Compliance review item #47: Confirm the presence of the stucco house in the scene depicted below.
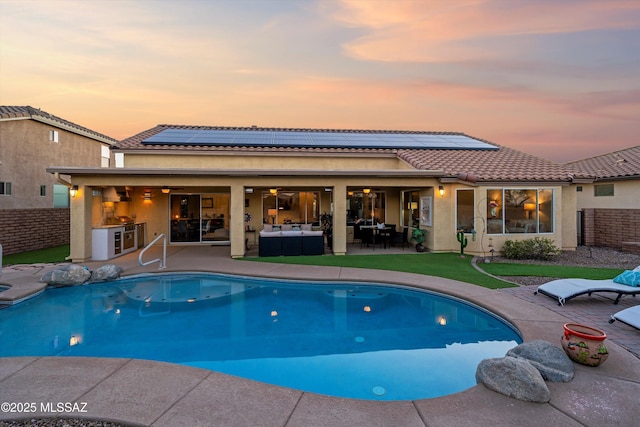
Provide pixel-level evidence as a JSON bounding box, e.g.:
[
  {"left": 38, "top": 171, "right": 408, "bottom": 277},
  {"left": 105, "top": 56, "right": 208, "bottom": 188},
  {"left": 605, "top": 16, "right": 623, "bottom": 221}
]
[
  {"left": 46, "top": 124, "right": 592, "bottom": 262},
  {"left": 565, "top": 145, "right": 640, "bottom": 254},
  {"left": 0, "top": 106, "right": 118, "bottom": 255}
]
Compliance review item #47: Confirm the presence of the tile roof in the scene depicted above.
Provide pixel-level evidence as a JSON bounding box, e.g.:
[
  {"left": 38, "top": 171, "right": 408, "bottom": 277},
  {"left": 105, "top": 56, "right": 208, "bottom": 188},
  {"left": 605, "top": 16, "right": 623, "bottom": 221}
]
[
  {"left": 0, "top": 105, "right": 118, "bottom": 144},
  {"left": 565, "top": 145, "right": 640, "bottom": 180},
  {"left": 118, "top": 124, "right": 589, "bottom": 183}
]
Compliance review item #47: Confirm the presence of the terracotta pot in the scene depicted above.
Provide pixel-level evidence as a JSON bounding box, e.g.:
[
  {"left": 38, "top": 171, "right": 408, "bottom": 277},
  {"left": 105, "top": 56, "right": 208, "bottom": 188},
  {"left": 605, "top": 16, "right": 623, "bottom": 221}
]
[{"left": 561, "top": 323, "right": 608, "bottom": 367}]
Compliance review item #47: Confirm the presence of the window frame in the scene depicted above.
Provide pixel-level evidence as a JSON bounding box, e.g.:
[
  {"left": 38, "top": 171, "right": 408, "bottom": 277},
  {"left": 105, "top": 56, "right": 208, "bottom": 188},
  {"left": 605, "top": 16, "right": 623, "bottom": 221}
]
[
  {"left": 456, "top": 188, "right": 475, "bottom": 233},
  {"left": 0, "top": 182, "right": 12, "bottom": 195},
  {"left": 594, "top": 183, "right": 614, "bottom": 197},
  {"left": 486, "top": 188, "right": 554, "bottom": 235}
]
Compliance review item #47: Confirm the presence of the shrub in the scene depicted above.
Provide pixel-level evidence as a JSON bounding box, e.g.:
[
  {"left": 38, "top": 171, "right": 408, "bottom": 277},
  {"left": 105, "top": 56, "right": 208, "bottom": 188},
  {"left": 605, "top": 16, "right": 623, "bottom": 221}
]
[{"left": 502, "top": 237, "right": 561, "bottom": 261}]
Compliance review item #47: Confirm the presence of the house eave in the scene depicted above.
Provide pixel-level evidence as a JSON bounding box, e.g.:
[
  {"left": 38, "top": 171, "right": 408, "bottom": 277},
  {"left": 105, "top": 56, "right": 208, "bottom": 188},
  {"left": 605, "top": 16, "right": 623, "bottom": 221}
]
[
  {"left": 46, "top": 167, "right": 445, "bottom": 178},
  {"left": 111, "top": 148, "right": 399, "bottom": 158}
]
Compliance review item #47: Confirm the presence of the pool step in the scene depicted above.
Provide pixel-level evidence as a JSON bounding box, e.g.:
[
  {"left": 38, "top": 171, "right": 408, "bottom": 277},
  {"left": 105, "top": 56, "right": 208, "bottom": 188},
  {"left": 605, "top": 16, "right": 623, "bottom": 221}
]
[{"left": 0, "top": 280, "right": 47, "bottom": 305}]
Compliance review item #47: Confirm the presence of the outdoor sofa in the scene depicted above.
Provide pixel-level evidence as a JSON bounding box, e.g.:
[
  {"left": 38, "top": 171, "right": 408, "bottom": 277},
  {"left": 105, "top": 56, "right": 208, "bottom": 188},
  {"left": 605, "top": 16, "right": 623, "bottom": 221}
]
[{"left": 259, "top": 226, "right": 324, "bottom": 257}]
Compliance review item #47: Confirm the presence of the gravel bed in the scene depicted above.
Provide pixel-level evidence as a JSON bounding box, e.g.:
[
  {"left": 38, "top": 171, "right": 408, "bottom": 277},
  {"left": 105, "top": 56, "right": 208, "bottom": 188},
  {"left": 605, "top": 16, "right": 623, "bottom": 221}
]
[{"left": 480, "top": 246, "right": 640, "bottom": 286}]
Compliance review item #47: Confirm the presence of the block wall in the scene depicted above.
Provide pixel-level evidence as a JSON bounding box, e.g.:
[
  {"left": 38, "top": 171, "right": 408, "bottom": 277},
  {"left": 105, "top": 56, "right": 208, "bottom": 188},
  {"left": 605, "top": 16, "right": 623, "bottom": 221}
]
[
  {"left": 0, "top": 208, "right": 70, "bottom": 256},
  {"left": 582, "top": 208, "right": 640, "bottom": 251}
]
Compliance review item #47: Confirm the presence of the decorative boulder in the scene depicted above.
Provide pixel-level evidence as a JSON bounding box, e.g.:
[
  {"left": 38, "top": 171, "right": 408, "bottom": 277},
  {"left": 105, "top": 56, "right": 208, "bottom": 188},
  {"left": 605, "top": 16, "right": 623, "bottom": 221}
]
[
  {"left": 41, "top": 264, "right": 91, "bottom": 287},
  {"left": 89, "top": 264, "right": 124, "bottom": 283},
  {"left": 506, "top": 340, "right": 574, "bottom": 382},
  {"left": 476, "top": 356, "right": 550, "bottom": 403}
]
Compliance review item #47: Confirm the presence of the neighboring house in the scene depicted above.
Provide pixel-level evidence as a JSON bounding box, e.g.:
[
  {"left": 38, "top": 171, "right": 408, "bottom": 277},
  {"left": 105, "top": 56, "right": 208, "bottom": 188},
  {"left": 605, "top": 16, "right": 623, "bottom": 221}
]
[
  {"left": 47, "top": 124, "right": 592, "bottom": 262},
  {"left": 565, "top": 145, "right": 640, "bottom": 254},
  {"left": 0, "top": 106, "right": 118, "bottom": 255}
]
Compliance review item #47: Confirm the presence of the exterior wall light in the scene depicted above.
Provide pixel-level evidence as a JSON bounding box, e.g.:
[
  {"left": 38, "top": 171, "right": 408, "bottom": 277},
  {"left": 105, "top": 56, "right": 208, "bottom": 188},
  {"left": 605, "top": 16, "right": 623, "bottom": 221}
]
[
  {"left": 438, "top": 185, "right": 445, "bottom": 197},
  {"left": 245, "top": 188, "right": 254, "bottom": 194},
  {"left": 69, "top": 185, "right": 79, "bottom": 198},
  {"left": 269, "top": 188, "right": 278, "bottom": 195},
  {"left": 144, "top": 191, "right": 152, "bottom": 201},
  {"left": 363, "top": 188, "right": 371, "bottom": 194},
  {"left": 161, "top": 187, "right": 170, "bottom": 194}
]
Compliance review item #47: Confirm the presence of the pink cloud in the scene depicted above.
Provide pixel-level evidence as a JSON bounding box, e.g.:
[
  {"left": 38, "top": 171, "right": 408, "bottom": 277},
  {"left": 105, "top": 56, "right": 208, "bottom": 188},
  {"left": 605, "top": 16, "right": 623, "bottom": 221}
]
[{"left": 329, "top": 0, "right": 640, "bottom": 62}]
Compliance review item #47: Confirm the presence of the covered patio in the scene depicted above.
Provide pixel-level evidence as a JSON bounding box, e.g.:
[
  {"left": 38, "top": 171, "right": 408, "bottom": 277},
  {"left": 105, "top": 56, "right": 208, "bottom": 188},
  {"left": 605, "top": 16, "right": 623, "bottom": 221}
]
[{"left": 48, "top": 124, "right": 587, "bottom": 263}]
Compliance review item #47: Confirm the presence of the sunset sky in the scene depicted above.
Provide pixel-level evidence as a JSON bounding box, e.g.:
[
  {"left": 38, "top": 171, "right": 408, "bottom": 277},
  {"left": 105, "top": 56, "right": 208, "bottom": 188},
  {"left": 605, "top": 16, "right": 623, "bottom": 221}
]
[{"left": 1, "top": 0, "right": 638, "bottom": 162}]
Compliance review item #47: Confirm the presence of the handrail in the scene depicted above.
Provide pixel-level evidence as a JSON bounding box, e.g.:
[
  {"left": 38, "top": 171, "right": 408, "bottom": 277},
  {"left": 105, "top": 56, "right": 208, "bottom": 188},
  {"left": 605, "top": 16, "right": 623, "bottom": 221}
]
[{"left": 138, "top": 233, "right": 167, "bottom": 269}]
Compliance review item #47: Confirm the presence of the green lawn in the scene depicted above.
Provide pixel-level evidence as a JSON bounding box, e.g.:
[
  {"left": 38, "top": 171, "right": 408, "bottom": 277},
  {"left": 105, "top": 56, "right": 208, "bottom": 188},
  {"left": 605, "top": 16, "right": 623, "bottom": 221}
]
[
  {"left": 2, "top": 245, "right": 70, "bottom": 266},
  {"left": 480, "top": 262, "right": 621, "bottom": 280},
  {"left": 247, "top": 253, "right": 515, "bottom": 289},
  {"left": 247, "top": 253, "right": 623, "bottom": 289},
  {"left": 5, "top": 246, "right": 621, "bottom": 290}
]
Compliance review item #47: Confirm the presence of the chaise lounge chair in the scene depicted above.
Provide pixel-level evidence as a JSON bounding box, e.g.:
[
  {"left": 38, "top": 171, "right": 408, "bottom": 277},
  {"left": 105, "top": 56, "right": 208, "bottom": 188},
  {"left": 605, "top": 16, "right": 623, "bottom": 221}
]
[
  {"left": 534, "top": 266, "right": 640, "bottom": 306},
  {"left": 608, "top": 305, "right": 640, "bottom": 330}
]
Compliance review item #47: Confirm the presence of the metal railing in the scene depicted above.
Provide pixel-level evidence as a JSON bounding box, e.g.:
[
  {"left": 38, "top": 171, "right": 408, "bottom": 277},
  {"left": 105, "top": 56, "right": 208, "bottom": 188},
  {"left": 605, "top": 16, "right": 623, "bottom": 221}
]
[{"left": 138, "top": 234, "right": 167, "bottom": 269}]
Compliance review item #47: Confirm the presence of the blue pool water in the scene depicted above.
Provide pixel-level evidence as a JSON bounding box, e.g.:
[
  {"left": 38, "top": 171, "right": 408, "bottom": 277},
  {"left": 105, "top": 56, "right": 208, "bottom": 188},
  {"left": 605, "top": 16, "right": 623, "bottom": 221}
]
[{"left": 0, "top": 273, "right": 521, "bottom": 400}]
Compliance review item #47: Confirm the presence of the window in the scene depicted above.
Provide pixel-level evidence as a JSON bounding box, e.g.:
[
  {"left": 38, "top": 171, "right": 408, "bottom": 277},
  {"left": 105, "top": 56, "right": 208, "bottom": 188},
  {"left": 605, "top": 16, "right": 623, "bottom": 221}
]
[
  {"left": 53, "top": 184, "right": 70, "bottom": 207},
  {"left": 402, "top": 190, "right": 420, "bottom": 227},
  {"left": 40, "top": 185, "right": 47, "bottom": 196},
  {"left": 486, "top": 188, "right": 554, "bottom": 234},
  {"left": 594, "top": 184, "right": 614, "bottom": 197},
  {"left": 456, "top": 189, "right": 475, "bottom": 232},
  {"left": 346, "top": 190, "right": 386, "bottom": 224},
  {"left": 263, "top": 191, "right": 320, "bottom": 225},
  {"left": 0, "top": 182, "right": 11, "bottom": 195},
  {"left": 101, "top": 145, "right": 110, "bottom": 167},
  {"left": 49, "top": 130, "right": 59, "bottom": 143},
  {"left": 115, "top": 153, "right": 124, "bottom": 168}
]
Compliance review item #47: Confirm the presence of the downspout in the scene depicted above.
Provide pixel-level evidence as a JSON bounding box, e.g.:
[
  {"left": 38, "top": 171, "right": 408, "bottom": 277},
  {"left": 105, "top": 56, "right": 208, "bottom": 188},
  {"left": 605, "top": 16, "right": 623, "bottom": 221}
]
[{"left": 54, "top": 172, "right": 72, "bottom": 188}]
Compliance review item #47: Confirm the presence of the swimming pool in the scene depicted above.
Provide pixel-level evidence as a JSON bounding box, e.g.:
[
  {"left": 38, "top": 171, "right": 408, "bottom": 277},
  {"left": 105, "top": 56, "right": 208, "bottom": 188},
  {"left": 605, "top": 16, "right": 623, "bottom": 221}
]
[{"left": 0, "top": 272, "right": 521, "bottom": 400}]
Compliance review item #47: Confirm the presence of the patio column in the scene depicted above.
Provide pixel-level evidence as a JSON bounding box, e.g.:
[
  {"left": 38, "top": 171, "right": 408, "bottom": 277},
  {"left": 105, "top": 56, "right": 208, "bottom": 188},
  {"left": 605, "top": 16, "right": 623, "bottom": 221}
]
[
  {"left": 69, "top": 184, "right": 93, "bottom": 262},
  {"left": 333, "top": 184, "right": 347, "bottom": 256},
  {"left": 230, "top": 183, "right": 245, "bottom": 258}
]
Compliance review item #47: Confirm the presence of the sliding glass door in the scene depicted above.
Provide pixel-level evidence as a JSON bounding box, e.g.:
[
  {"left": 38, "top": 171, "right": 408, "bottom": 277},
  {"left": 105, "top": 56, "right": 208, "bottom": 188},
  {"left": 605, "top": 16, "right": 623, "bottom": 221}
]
[{"left": 170, "top": 193, "right": 230, "bottom": 243}]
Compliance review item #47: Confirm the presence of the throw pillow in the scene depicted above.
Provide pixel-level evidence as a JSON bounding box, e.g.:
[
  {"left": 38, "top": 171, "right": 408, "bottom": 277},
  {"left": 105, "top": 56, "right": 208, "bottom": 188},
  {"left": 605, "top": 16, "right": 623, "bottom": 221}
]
[{"left": 613, "top": 270, "right": 640, "bottom": 287}]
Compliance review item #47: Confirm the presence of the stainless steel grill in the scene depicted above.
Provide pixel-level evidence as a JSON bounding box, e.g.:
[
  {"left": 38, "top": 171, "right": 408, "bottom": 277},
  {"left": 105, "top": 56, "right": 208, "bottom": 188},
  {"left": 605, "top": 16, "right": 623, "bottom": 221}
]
[{"left": 118, "top": 216, "right": 136, "bottom": 231}]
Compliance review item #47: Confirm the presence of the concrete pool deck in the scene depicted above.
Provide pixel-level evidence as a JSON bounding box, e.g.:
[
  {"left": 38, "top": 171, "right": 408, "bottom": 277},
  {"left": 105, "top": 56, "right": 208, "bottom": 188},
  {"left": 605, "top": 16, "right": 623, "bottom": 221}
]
[{"left": 1, "top": 246, "right": 639, "bottom": 427}]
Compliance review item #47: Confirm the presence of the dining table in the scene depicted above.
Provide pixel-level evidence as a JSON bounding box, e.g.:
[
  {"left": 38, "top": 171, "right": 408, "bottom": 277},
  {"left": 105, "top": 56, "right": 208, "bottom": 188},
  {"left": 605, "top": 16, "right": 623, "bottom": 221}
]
[{"left": 358, "top": 225, "right": 393, "bottom": 249}]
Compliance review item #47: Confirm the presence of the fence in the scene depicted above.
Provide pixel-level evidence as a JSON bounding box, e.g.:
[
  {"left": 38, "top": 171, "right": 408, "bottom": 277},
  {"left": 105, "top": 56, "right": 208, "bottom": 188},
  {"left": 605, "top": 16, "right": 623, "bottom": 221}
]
[{"left": 0, "top": 208, "right": 70, "bottom": 256}]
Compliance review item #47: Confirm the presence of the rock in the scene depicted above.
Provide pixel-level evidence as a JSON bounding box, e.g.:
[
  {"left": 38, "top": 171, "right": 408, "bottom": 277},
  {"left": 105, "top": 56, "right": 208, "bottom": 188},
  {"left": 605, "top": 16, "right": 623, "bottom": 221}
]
[
  {"left": 89, "top": 264, "right": 124, "bottom": 283},
  {"left": 506, "top": 340, "right": 574, "bottom": 382},
  {"left": 476, "top": 356, "right": 550, "bottom": 403},
  {"left": 41, "top": 264, "right": 91, "bottom": 287}
]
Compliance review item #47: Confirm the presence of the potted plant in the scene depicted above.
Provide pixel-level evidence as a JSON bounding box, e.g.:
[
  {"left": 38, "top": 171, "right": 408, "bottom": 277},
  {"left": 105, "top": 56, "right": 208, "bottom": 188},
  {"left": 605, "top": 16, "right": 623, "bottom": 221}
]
[
  {"left": 410, "top": 228, "right": 426, "bottom": 252},
  {"left": 320, "top": 212, "right": 333, "bottom": 249}
]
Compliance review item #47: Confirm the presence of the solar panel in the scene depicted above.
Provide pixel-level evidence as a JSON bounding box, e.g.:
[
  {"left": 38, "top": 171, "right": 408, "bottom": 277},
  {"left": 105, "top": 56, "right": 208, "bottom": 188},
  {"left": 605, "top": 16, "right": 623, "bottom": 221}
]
[{"left": 142, "top": 128, "right": 497, "bottom": 150}]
